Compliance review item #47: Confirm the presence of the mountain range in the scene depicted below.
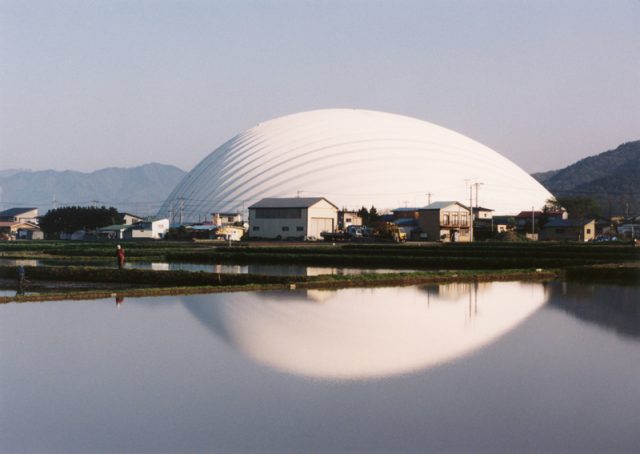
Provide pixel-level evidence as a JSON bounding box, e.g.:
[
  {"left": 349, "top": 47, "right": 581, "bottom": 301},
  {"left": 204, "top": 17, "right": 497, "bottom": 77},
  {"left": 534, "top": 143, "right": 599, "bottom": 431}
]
[
  {"left": 0, "top": 163, "right": 186, "bottom": 217},
  {"left": 532, "top": 140, "right": 639, "bottom": 217},
  {"left": 1, "top": 140, "right": 638, "bottom": 218}
]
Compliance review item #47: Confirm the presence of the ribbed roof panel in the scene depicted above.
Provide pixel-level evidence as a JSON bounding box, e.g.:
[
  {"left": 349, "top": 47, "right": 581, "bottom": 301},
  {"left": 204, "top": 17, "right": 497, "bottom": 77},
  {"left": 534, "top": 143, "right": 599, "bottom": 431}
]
[{"left": 158, "top": 109, "right": 553, "bottom": 221}]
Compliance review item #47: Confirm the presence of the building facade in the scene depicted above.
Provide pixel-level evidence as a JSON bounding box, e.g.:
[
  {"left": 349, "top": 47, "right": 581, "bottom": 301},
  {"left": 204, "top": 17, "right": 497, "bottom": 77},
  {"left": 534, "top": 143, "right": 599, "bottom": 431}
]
[
  {"left": 539, "top": 219, "right": 596, "bottom": 242},
  {"left": 418, "top": 201, "right": 471, "bottom": 242},
  {"left": 249, "top": 197, "right": 338, "bottom": 240}
]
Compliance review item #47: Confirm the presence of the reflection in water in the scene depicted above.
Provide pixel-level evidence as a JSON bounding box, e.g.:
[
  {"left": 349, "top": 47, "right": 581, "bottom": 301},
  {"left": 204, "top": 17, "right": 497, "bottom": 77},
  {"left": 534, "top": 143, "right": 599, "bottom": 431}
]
[
  {"left": 115, "top": 295, "right": 125, "bottom": 309},
  {"left": 0, "top": 258, "right": 39, "bottom": 267},
  {"left": 0, "top": 258, "right": 416, "bottom": 276},
  {"left": 184, "top": 281, "right": 547, "bottom": 380},
  {"left": 547, "top": 281, "right": 640, "bottom": 339}
]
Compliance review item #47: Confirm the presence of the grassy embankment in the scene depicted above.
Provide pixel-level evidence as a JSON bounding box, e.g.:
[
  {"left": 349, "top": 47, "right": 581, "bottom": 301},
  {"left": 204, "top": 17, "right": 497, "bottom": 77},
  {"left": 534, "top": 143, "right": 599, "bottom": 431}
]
[{"left": 0, "top": 241, "right": 638, "bottom": 303}]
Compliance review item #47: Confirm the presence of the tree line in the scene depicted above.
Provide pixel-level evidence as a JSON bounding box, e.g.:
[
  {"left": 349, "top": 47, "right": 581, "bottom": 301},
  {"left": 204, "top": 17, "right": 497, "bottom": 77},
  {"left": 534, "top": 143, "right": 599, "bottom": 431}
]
[{"left": 39, "top": 206, "right": 122, "bottom": 238}]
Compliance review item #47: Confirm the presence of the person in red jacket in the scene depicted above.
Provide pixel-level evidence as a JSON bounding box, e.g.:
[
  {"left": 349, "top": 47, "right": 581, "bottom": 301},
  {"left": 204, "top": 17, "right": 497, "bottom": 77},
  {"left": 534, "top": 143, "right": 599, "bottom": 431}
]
[{"left": 116, "top": 244, "right": 126, "bottom": 269}]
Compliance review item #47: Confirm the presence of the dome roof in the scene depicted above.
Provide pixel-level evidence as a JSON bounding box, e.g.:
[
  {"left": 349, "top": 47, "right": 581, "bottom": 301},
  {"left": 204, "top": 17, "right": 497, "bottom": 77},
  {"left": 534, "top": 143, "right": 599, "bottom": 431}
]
[{"left": 159, "top": 109, "right": 552, "bottom": 220}]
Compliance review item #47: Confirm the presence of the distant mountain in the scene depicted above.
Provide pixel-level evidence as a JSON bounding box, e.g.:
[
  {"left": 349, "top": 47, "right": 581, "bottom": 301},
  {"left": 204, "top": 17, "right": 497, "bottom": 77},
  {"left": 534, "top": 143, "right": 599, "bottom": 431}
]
[
  {"left": 0, "top": 163, "right": 187, "bottom": 216},
  {"left": 532, "top": 141, "right": 640, "bottom": 217}
]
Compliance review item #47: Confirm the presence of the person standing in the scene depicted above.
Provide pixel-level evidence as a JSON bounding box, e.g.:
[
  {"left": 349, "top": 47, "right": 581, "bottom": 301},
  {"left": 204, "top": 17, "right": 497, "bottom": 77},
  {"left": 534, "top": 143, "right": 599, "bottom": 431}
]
[{"left": 116, "top": 244, "right": 126, "bottom": 269}]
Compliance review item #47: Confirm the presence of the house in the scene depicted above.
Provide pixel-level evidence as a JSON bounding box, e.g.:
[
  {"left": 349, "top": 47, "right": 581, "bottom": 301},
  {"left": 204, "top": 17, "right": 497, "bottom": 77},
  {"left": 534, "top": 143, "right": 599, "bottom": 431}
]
[
  {"left": 337, "top": 210, "right": 362, "bottom": 230},
  {"left": 123, "top": 218, "right": 170, "bottom": 240},
  {"left": 0, "top": 221, "right": 43, "bottom": 240},
  {"left": 212, "top": 225, "right": 245, "bottom": 241},
  {"left": 492, "top": 215, "right": 516, "bottom": 233},
  {"left": 418, "top": 201, "right": 471, "bottom": 242},
  {"left": 472, "top": 207, "right": 494, "bottom": 220},
  {"left": 186, "top": 224, "right": 245, "bottom": 241},
  {"left": 618, "top": 222, "right": 640, "bottom": 240},
  {"left": 249, "top": 197, "right": 338, "bottom": 240},
  {"left": 391, "top": 207, "right": 422, "bottom": 240},
  {"left": 212, "top": 212, "right": 244, "bottom": 226},
  {"left": 98, "top": 224, "right": 130, "bottom": 240},
  {"left": 0, "top": 207, "right": 39, "bottom": 224},
  {"left": 515, "top": 211, "right": 543, "bottom": 233},
  {"left": 539, "top": 219, "right": 596, "bottom": 242},
  {"left": 121, "top": 212, "right": 144, "bottom": 225},
  {"left": 392, "top": 207, "right": 421, "bottom": 221}
]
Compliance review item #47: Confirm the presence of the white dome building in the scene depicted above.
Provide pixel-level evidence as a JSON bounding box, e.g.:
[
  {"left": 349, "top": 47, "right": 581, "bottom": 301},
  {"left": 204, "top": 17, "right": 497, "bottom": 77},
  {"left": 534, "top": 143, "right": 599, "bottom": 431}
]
[{"left": 159, "top": 109, "right": 552, "bottom": 221}]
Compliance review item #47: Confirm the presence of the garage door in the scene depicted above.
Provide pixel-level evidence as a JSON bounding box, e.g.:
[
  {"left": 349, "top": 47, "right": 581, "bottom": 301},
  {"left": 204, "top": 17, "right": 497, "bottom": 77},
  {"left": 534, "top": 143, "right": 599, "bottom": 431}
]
[{"left": 310, "top": 217, "right": 334, "bottom": 238}]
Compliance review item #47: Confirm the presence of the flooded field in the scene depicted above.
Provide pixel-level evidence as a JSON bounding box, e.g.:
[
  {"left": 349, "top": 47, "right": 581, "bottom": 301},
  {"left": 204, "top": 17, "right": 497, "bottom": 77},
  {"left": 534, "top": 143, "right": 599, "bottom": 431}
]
[{"left": 1, "top": 281, "right": 639, "bottom": 452}]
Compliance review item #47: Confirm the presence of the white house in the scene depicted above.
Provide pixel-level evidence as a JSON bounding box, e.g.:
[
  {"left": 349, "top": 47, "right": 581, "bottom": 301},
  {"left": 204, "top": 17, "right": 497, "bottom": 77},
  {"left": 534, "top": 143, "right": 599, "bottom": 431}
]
[
  {"left": 212, "top": 212, "right": 243, "bottom": 226},
  {"left": 249, "top": 197, "right": 338, "bottom": 240},
  {"left": 124, "top": 218, "right": 170, "bottom": 240},
  {"left": 472, "top": 206, "right": 494, "bottom": 220},
  {"left": 121, "top": 212, "right": 144, "bottom": 225}
]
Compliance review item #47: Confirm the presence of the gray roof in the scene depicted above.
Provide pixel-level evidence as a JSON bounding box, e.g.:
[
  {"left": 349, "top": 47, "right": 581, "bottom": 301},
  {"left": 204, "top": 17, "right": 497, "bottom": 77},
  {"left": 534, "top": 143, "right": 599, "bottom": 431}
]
[
  {"left": 421, "top": 201, "right": 469, "bottom": 210},
  {"left": 543, "top": 218, "right": 594, "bottom": 228},
  {"left": 0, "top": 207, "right": 37, "bottom": 217},
  {"left": 249, "top": 197, "right": 337, "bottom": 209},
  {"left": 392, "top": 207, "right": 422, "bottom": 212}
]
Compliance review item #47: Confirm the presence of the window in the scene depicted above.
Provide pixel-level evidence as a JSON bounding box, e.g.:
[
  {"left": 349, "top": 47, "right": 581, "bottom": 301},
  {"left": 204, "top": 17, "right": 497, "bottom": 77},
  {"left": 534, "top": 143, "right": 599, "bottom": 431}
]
[
  {"left": 443, "top": 213, "right": 450, "bottom": 225},
  {"left": 255, "top": 208, "right": 302, "bottom": 219},
  {"left": 461, "top": 214, "right": 468, "bottom": 226},
  {"left": 452, "top": 212, "right": 459, "bottom": 225},
  {"left": 345, "top": 218, "right": 352, "bottom": 223},
  {"left": 282, "top": 226, "right": 289, "bottom": 231},
  {"left": 227, "top": 216, "right": 234, "bottom": 222},
  {"left": 586, "top": 229, "right": 591, "bottom": 234},
  {"left": 296, "top": 226, "right": 304, "bottom": 231},
  {"left": 252, "top": 226, "right": 260, "bottom": 231}
]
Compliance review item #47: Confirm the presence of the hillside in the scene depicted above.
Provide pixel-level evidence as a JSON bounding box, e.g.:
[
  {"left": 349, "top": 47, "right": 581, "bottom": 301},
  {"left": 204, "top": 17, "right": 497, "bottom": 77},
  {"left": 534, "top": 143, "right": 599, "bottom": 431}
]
[
  {"left": 533, "top": 141, "right": 640, "bottom": 217},
  {"left": 0, "top": 163, "right": 187, "bottom": 217}
]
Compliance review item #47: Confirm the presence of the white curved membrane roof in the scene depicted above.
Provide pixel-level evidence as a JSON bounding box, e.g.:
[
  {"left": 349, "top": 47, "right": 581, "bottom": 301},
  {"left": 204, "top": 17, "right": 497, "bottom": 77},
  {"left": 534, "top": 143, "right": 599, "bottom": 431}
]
[{"left": 159, "top": 109, "right": 552, "bottom": 221}]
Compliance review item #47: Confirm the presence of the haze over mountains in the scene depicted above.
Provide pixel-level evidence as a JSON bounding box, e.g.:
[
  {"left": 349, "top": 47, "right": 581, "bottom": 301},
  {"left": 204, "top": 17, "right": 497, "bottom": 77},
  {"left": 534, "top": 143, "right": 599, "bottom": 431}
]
[
  {"left": 1, "top": 141, "right": 638, "bottom": 218},
  {"left": 0, "top": 163, "right": 186, "bottom": 217},
  {"left": 532, "top": 140, "right": 639, "bottom": 217}
]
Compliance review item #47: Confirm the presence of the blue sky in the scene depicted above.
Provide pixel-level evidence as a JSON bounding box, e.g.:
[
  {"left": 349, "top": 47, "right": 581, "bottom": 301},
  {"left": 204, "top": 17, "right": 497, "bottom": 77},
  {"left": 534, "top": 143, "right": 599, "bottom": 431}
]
[{"left": 1, "top": 0, "right": 638, "bottom": 173}]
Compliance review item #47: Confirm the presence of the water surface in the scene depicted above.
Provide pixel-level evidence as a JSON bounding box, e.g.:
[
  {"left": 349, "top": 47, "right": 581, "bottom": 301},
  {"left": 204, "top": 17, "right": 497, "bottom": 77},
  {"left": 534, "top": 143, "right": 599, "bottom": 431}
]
[
  {"left": 0, "top": 257, "right": 417, "bottom": 276},
  {"left": 1, "top": 281, "right": 639, "bottom": 453}
]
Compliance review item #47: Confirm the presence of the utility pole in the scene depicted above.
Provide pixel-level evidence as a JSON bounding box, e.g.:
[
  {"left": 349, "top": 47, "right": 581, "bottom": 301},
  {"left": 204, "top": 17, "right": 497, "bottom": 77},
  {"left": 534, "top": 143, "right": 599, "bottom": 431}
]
[
  {"left": 469, "top": 185, "right": 474, "bottom": 242},
  {"left": 426, "top": 192, "right": 432, "bottom": 205},
  {"left": 179, "top": 197, "right": 184, "bottom": 226},
  {"left": 531, "top": 205, "right": 535, "bottom": 235},
  {"left": 473, "top": 182, "right": 483, "bottom": 209}
]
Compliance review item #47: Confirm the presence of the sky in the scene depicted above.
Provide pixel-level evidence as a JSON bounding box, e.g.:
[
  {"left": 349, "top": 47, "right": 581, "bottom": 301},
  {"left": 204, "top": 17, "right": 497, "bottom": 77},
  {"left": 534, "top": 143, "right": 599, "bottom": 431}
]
[{"left": 1, "top": 0, "right": 638, "bottom": 174}]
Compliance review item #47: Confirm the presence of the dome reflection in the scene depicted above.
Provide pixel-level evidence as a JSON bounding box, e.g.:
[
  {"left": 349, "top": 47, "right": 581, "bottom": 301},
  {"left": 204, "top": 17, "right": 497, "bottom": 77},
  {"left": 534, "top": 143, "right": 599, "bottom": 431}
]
[{"left": 184, "top": 282, "right": 547, "bottom": 380}]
